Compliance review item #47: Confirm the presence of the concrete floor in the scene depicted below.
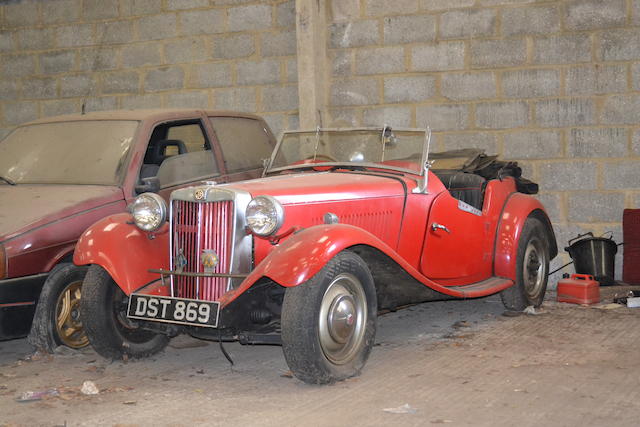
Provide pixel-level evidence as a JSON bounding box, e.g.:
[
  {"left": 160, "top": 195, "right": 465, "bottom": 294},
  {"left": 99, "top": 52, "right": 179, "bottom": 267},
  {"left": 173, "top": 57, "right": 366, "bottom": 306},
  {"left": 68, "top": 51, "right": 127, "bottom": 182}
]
[{"left": 1, "top": 289, "right": 639, "bottom": 426}]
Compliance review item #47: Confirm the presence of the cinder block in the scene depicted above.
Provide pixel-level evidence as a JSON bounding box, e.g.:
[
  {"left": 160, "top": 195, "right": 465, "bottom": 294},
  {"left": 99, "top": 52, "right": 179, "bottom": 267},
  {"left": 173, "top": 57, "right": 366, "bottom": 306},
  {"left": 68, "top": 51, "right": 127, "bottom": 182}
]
[
  {"left": 502, "top": 69, "right": 560, "bottom": 98},
  {"left": 287, "top": 114, "right": 299, "bottom": 130},
  {"left": 329, "top": 107, "right": 360, "bottom": 127},
  {"left": 96, "top": 21, "right": 134, "bottom": 44},
  {"left": 634, "top": 130, "right": 640, "bottom": 156},
  {"left": 102, "top": 71, "right": 140, "bottom": 94},
  {"left": 166, "top": 0, "right": 208, "bottom": 10},
  {"left": 144, "top": 67, "right": 185, "bottom": 92},
  {"left": 60, "top": 75, "right": 96, "bottom": 98},
  {"left": 601, "top": 94, "right": 640, "bottom": 125},
  {"left": 42, "top": 99, "right": 79, "bottom": 117},
  {"left": 416, "top": 104, "right": 469, "bottom": 131},
  {"left": 479, "top": 0, "right": 538, "bottom": 5},
  {"left": 567, "top": 192, "right": 623, "bottom": 223},
  {"left": 0, "top": 32, "right": 14, "bottom": 52},
  {"left": 355, "top": 46, "right": 405, "bottom": 75},
  {"left": 237, "top": 59, "right": 280, "bottom": 85},
  {"left": 568, "top": 128, "right": 627, "bottom": 158},
  {"left": 84, "top": 96, "right": 117, "bottom": 112},
  {"left": 633, "top": 63, "right": 640, "bottom": 91},
  {"left": 3, "top": 101, "right": 38, "bottom": 125},
  {"left": 603, "top": 161, "right": 640, "bottom": 189},
  {"left": 503, "top": 130, "right": 562, "bottom": 160},
  {"left": 212, "top": 34, "right": 255, "bottom": 59},
  {"left": 330, "top": 20, "right": 379, "bottom": 48},
  {"left": 600, "top": 29, "right": 640, "bottom": 61},
  {"left": 440, "top": 9, "right": 496, "bottom": 39},
  {"left": 18, "top": 28, "right": 54, "bottom": 50},
  {"left": 502, "top": 5, "right": 559, "bottom": 37},
  {"left": 476, "top": 101, "right": 528, "bottom": 129},
  {"left": 412, "top": 42, "right": 465, "bottom": 71},
  {"left": 384, "top": 75, "right": 436, "bottom": 103},
  {"left": 4, "top": 1, "right": 40, "bottom": 28},
  {"left": 22, "top": 77, "right": 57, "bottom": 100},
  {"left": 419, "top": 0, "right": 474, "bottom": 10},
  {"left": 228, "top": 4, "right": 273, "bottom": 32},
  {"left": 566, "top": 64, "right": 627, "bottom": 95},
  {"left": 122, "top": 44, "right": 162, "bottom": 68},
  {"left": 538, "top": 161, "right": 597, "bottom": 191},
  {"left": 277, "top": 0, "right": 295, "bottom": 28},
  {"left": 121, "top": 94, "right": 163, "bottom": 109},
  {"left": 441, "top": 72, "right": 496, "bottom": 101},
  {"left": 535, "top": 98, "right": 595, "bottom": 127},
  {"left": 471, "top": 39, "right": 527, "bottom": 68},
  {"left": 363, "top": 106, "right": 412, "bottom": 127},
  {"left": 332, "top": 50, "right": 351, "bottom": 76},
  {"left": 42, "top": 0, "right": 81, "bottom": 24},
  {"left": 56, "top": 24, "right": 94, "bottom": 48},
  {"left": 440, "top": 132, "right": 498, "bottom": 154},
  {"left": 384, "top": 14, "right": 436, "bottom": 45},
  {"left": 330, "top": 78, "right": 378, "bottom": 106},
  {"left": 534, "top": 192, "right": 562, "bottom": 224},
  {"left": 215, "top": 87, "right": 257, "bottom": 112},
  {"left": 78, "top": 48, "right": 118, "bottom": 71},
  {"left": 191, "top": 63, "right": 232, "bottom": 88},
  {"left": 286, "top": 58, "right": 297, "bottom": 82},
  {"left": 83, "top": 0, "right": 118, "bottom": 20},
  {"left": 634, "top": 0, "right": 640, "bottom": 25},
  {"left": 120, "top": 0, "right": 162, "bottom": 16},
  {"left": 3, "top": 54, "right": 36, "bottom": 77},
  {"left": 330, "top": 0, "right": 359, "bottom": 22},
  {"left": 262, "top": 30, "right": 296, "bottom": 57},
  {"left": 165, "top": 38, "right": 209, "bottom": 64},
  {"left": 366, "top": 0, "right": 418, "bottom": 16},
  {"left": 534, "top": 34, "right": 591, "bottom": 64},
  {"left": 0, "top": 80, "right": 19, "bottom": 100},
  {"left": 262, "top": 85, "right": 298, "bottom": 112},
  {"left": 41, "top": 51, "right": 76, "bottom": 75},
  {"left": 166, "top": 91, "right": 210, "bottom": 109},
  {"left": 180, "top": 10, "right": 226, "bottom": 36},
  {"left": 137, "top": 14, "right": 178, "bottom": 41},
  {"left": 564, "top": 0, "right": 626, "bottom": 31}
]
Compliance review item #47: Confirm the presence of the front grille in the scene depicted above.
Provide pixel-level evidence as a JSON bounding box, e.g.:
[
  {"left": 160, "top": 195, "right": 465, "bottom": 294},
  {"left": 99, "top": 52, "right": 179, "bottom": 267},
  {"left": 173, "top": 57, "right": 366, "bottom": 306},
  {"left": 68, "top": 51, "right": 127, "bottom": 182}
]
[{"left": 171, "top": 200, "right": 234, "bottom": 301}]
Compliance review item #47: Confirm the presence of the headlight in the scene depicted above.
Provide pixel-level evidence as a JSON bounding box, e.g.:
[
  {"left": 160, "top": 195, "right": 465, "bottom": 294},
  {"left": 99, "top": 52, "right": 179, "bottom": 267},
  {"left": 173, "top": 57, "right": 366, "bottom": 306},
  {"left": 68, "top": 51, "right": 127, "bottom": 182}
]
[
  {"left": 246, "top": 195, "right": 284, "bottom": 236},
  {"left": 130, "top": 193, "right": 167, "bottom": 232}
]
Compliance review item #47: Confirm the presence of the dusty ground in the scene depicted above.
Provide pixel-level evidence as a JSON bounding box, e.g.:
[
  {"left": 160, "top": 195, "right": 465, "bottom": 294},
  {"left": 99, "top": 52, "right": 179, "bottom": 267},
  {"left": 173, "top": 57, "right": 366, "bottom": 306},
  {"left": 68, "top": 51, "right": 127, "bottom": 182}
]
[{"left": 1, "top": 288, "right": 640, "bottom": 427}]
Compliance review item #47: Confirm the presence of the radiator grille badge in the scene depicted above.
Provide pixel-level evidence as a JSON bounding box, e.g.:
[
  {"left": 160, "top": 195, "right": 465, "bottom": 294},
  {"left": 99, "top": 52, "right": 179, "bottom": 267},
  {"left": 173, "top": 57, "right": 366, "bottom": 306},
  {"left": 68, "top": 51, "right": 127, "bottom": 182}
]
[{"left": 201, "top": 249, "right": 219, "bottom": 273}]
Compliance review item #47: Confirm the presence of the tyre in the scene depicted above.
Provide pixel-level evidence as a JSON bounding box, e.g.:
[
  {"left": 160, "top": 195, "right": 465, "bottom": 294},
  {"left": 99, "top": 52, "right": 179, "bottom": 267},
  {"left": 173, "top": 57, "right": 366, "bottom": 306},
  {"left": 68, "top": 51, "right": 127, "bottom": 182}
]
[
  {"left": 80, "top": 265, "right": 169, "bottom": 360},
  {"left": 281, "top": 251, "right": 377, "bottom": 384},
  {"left": 500, "top": 217, "right": 550, "bottom": 311},
  {"left": 28, "top": 264, "right": 89, "bottom": 352}
]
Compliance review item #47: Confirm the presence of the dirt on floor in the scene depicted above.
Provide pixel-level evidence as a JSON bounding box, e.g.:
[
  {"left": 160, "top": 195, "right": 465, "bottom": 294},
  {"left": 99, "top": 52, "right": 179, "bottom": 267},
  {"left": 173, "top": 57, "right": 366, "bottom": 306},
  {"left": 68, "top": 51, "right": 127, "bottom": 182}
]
[{"left": 1, "top": 288, "right": 640, "bottom": 427}]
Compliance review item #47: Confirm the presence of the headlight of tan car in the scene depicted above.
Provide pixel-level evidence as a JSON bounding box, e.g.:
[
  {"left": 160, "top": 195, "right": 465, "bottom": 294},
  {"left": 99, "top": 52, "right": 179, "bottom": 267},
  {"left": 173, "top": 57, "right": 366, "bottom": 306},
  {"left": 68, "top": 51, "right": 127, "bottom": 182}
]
[
  {"left": 130, "top": 193, "right": 167, "bottom": 232},
  {"left": 246, "top": 195, "right": 284, "bottom": 236}
]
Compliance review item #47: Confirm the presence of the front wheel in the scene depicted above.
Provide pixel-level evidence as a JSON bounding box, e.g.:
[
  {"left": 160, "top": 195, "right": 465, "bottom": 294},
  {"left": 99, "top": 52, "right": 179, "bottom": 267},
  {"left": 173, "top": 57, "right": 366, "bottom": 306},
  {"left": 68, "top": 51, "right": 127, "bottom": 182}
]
[
  {"left": 281, "top": 251, "right": 377, "bottom": 384},
  {"left": 80, "top": 265, "right": 169, "bottom": 360},
  {"left": 501, "top": 217, "right": 550, "bottom": 311}
]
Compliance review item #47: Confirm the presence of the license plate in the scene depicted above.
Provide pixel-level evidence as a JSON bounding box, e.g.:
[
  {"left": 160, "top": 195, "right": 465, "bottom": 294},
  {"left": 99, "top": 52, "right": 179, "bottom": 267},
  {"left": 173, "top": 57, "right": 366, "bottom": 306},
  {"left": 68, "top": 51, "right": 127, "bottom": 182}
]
[{"left": 127, "top": 294, "right": 220, "bottom": 328}]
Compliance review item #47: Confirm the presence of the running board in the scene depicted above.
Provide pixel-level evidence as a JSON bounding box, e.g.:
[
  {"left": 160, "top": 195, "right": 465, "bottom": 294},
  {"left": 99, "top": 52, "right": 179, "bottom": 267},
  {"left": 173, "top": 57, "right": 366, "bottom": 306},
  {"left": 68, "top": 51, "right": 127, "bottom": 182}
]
[{"left": 437, "top": 277, "right": 514, "bottom": 298}]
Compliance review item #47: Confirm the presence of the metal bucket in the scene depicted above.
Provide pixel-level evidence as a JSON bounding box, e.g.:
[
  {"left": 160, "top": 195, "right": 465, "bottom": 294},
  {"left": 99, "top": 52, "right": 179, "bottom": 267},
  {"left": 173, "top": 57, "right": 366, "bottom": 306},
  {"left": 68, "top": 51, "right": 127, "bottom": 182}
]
[{"left": 565, "top": 232, "right": 618, "bottom": 285}]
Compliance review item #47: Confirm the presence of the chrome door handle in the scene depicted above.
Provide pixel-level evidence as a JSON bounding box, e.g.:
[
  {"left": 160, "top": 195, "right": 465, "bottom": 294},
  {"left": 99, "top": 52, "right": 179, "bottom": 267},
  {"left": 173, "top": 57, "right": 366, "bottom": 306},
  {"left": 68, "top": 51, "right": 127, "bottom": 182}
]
[{"left": 431, "top": 222, "right": 451, "bottom": 233}]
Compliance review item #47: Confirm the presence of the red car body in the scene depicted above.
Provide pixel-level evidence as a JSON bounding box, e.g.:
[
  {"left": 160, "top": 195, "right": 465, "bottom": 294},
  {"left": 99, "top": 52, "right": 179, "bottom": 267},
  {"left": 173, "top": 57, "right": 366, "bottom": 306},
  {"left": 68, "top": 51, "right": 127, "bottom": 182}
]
[{"left": 74, "top": 128, "right": 557, "bottom": 384}]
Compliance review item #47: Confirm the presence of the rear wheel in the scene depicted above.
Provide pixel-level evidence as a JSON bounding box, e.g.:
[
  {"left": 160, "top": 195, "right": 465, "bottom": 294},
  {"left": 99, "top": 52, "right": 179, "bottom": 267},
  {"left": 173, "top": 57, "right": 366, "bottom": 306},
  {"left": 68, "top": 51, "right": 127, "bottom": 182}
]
[
  {"left": 501, "top": 217, "right": 550, "bottom": 311},
  {"left": 281, "top": 251, "right": 377, "bottom": 384},
  {"left": 80, "top": 265, "right": 169, "bottom": 360}
]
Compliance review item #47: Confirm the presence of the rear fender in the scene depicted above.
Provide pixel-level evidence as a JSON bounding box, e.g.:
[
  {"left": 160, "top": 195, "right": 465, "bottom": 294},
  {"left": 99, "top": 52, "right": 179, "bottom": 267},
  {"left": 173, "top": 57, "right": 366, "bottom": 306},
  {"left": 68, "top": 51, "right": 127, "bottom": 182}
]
[
  {"left": 493, "top": 194, "right": 557, "bottom": 280},
  {"left": 73, "top": 213, "right": 169, "bottom": 295}
]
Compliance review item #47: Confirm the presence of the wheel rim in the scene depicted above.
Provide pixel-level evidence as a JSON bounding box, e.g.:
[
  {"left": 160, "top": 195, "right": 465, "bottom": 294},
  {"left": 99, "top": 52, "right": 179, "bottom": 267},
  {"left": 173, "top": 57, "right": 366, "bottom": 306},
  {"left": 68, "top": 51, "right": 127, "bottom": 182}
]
[
  {"left": 55, "top": 280, "right": 89, "bottom": 348},
  {"left": 523, "top": 237, "right": 547, "bottom": 299},
  {"left": 318, "top": 273, "right": 367, "bottom": 365}
]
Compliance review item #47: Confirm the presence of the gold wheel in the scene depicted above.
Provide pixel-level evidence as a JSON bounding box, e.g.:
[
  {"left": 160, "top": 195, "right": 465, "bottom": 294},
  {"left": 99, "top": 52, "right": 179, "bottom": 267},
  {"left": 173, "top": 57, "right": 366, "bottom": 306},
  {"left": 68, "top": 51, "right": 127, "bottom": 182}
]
[{"left": 55, "top": 280, "right": 89, "bottom": 348}]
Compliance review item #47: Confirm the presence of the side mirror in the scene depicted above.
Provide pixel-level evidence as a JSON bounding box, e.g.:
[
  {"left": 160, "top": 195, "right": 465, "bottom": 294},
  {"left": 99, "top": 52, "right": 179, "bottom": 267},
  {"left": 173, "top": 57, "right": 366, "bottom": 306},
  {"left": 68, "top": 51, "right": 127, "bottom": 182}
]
[{"left": 135, "top": 176, "right": 160, "bottom": 194}]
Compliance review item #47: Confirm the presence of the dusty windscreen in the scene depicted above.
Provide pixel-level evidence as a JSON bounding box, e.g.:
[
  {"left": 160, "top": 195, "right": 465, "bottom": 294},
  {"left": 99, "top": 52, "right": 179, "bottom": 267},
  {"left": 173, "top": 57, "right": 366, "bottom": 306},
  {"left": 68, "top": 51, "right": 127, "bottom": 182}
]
[{"left": 0, "top": 120, "right": 138, "bottom": 185}]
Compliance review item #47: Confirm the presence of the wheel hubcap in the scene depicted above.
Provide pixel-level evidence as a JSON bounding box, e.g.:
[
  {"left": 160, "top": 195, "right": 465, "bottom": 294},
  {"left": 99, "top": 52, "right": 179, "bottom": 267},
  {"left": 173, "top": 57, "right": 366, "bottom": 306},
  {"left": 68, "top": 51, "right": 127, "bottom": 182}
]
[
  {"left": 319, "top": 273, "right": 367, "bottom": 365},
  {"left": 523, "top": 238, "right": 547, "bottom": 298},
  {"left": 55, "top": 280, "right": 89, "bottom": 348}
]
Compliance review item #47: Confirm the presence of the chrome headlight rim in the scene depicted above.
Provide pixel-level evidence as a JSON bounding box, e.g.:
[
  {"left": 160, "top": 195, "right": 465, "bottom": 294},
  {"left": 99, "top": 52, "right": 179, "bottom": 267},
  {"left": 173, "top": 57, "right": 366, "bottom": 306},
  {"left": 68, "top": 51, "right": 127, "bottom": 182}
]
[
  {"left": 246, "top": 195, "right": 285, "bottom": 237},
  {"left": 130, "top": 192, "right": 167, "bottom": 232}
]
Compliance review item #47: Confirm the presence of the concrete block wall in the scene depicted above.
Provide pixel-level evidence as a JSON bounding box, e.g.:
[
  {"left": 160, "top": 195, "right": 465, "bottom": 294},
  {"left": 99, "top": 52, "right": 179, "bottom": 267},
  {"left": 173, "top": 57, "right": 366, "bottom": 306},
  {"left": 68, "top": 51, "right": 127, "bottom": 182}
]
[
  {"left": 327, "top": 0, "right": 640, "bottom": 281},
  {"left": 0, "top": 0, "right": 298, "bottom": 138}
]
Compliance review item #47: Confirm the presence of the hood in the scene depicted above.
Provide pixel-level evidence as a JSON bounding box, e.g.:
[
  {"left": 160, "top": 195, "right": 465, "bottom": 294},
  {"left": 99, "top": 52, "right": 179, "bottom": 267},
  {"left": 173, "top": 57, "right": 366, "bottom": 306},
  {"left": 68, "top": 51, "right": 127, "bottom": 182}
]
[
  {"left": 228, "top": 171, "right": 407, "bottom": 204},
  {"left": 0, "top": 184, "right": 125, "bottom": 242}
]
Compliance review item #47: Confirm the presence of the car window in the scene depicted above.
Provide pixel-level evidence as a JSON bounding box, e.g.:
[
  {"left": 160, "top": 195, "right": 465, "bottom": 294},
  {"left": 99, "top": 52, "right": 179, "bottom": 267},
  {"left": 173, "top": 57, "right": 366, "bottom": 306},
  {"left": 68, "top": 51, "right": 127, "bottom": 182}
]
[
  {"left": 141, "top": 121, "right": 219, "bottom": 190},
  {"left": 209, "top": 117, "right": 273, "bottom": 173}
]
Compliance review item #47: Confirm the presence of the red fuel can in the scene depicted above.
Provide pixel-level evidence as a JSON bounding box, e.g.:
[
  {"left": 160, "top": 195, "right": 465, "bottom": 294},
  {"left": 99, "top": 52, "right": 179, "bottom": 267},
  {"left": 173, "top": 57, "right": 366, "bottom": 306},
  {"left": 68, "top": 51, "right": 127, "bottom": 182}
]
[{"left": 557, "top": 274, "right": 600, "bottom": 305}]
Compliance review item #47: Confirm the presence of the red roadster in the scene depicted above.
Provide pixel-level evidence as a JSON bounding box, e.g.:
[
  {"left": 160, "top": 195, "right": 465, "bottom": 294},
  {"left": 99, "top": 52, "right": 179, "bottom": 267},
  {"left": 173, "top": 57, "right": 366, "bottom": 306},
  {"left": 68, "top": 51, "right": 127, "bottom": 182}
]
[{"left": 74, "top": 127, "right": 557, "bottom": 384}]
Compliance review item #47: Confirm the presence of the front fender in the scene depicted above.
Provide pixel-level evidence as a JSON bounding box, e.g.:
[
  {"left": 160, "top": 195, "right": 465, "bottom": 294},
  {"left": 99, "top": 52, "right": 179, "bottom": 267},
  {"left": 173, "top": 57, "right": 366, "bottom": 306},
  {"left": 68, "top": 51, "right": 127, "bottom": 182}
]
[
  {"left": 73, "top": 213, "right": 169, "bottom": 295},
  {"left": 494, "top": 193, "right": 556, "bottom": 280}
]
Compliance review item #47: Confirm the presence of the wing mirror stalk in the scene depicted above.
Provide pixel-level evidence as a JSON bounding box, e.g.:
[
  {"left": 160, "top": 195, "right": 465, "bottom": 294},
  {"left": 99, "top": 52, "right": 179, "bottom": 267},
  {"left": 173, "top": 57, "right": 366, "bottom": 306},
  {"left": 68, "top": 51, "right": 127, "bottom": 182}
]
[{"left": 135, "top": 177, "right": 160, "bottom": 194}]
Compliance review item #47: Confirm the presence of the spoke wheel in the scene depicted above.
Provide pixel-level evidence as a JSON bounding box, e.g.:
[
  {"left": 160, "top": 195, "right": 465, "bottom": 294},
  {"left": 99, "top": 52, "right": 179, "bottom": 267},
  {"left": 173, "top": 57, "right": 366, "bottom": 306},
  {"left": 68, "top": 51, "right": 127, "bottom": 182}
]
[{"left": 55, "top": 280, "right": 89, "bottom": 349}]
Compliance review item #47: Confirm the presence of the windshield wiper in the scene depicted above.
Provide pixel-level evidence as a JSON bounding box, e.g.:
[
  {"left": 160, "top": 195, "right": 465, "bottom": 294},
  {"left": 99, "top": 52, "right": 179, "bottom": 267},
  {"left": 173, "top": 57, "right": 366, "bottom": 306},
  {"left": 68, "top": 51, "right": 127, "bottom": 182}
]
[{"left": 0, "top": 175, "right": 16, "bottom": 185}]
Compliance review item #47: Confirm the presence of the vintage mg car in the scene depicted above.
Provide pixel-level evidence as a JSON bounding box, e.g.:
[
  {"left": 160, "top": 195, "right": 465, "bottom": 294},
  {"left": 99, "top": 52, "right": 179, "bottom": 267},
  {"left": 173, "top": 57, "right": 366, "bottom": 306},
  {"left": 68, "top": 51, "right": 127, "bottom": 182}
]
[
  {"left": 75, "top": 127, "right": 557, "bottom": 384},
  {"left": 0, "top": 109, "right": 275, "bottom": 350}
]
